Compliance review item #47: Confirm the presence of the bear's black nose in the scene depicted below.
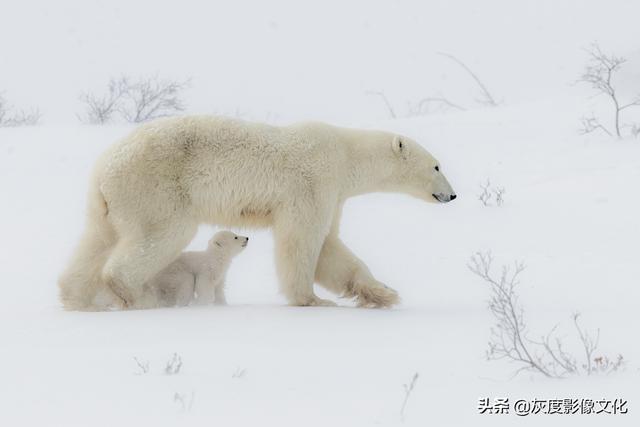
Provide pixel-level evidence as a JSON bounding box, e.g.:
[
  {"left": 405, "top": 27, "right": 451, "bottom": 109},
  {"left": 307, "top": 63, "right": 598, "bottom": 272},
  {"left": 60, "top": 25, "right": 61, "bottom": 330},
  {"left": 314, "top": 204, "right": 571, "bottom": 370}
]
[{"left": 450, "top": 194, "right": 457, "bottom": 201}]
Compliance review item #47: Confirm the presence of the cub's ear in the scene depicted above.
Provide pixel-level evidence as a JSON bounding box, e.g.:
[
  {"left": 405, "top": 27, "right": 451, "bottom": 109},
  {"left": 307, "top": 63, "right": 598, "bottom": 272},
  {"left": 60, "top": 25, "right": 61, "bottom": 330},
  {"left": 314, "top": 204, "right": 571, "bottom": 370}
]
[{"left": 391, "top": 135, "right": 406, "bottom": 157}]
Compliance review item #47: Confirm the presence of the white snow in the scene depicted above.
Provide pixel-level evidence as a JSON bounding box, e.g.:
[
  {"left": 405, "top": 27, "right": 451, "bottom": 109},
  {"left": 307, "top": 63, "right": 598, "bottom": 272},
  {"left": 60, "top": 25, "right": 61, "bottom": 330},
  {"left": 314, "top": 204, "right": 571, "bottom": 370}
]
[{"left": 1, "top": 0, "right": 640, "bottom": 425}]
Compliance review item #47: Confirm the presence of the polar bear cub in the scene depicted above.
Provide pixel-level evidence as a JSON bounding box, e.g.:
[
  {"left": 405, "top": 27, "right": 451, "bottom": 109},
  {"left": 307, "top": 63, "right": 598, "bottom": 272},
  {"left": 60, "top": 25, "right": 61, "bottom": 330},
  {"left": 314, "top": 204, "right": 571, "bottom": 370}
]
[{"left": 146, "top": 231, "right": 248, "bottom": 307}]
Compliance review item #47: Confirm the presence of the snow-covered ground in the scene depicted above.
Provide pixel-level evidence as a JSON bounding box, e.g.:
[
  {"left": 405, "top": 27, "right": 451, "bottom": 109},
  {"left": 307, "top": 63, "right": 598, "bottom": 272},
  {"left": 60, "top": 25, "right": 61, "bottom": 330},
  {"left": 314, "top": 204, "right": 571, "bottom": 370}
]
[
  {"left": 2, "top": 0, "right": 640, "bottom": 426},
  {"left": 2, "top": 98, "right": 639, "bottom": 426}
]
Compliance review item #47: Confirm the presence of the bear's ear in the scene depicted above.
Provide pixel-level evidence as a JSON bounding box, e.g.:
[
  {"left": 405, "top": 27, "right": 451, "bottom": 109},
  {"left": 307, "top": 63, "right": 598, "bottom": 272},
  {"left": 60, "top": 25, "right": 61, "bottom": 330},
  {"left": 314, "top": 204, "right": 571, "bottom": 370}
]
[{"left": 391, "top": 135, "right": 405, "bottom": 157}]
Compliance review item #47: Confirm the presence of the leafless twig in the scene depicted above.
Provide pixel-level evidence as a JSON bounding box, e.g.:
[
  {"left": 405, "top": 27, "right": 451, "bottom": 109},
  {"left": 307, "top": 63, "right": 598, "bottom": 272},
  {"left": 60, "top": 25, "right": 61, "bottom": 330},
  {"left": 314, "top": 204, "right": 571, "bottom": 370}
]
[
  {"left": 578, "top": 43, "right": 640, "bottom": 138},
  {"left": 467, "top": 252, "right": 549, "bottom": 377},
  {"left": 400, "top": 372, "right": 419, "bottom": 422},
  {"left": 579, "top": 114, "right": 612, "bottom": 136},
  {"left": 477, "top": 180, "right": 505, "bottom": 206},
  {"left": 366, "top": 90, "right": 397, "bottom": 118},
  {"left": 119, "top": 76, "right": 190, "bottom": 123},
  {"left": 78, "top": 78, "right": 128, "bottom": 124},
  {"left": 133, "top": 357, "right": 150, "bottom": 375},
  {"left": 232, "top": 367, "right": 246, "bottom": 379},
  {"left": 0, "top": 94, "right": 41, "bottom": 127},
  {"left": 165, "top": 353, "right": 183, "bottom": 375},
  {"left": 408, "top": 96, "right": 467, "bottom": 116},
  {"left": 469, "top": 252, "right": 625, "bottom": 379},
  {"left": 573, "top": 313, "right": 599, "bottom": 375},
  {"left": 478, "top": 180, "right": 492, "bottom": 206},
  {"left": 79, "top": 76, "right": 190, "bottom": 124},
  {"left": 493, "top": 187, "right": 506, "bottom": 206},
  {"left": 438, "top": 52, "right": 498, "bottom": 107},
  {"left": 174, "top": 391, "right": 195, "bottom": 412}
]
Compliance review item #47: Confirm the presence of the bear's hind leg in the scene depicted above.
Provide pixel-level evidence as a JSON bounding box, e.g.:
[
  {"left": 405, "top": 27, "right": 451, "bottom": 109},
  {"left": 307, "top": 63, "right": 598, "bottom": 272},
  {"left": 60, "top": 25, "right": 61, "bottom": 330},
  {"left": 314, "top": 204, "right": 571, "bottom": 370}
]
[
  {"left": 315, "top": 237, "right": 399, "bottom": 308},
  {"left": 102, "top": 221, "right": 197, "bottom": 309}
]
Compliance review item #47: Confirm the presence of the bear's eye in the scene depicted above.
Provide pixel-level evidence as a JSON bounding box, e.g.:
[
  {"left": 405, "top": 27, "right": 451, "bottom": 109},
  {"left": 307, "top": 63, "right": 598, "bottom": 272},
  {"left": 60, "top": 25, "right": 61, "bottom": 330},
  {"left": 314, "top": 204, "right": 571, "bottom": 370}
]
[
  {"left": 234, "top": 236, "right": 238, "bottom": 239},
  {"left": 435, "top": 165, "right": 440, "bottom": 172}
]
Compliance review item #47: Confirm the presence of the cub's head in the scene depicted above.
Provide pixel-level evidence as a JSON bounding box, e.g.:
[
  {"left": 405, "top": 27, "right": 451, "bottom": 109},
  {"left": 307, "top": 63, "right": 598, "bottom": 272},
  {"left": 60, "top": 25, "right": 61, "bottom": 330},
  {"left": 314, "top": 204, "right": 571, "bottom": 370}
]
[
  {"left": 386, "top": 135, "right": 457, "bottom": 203},
  {"left": 208, "top": 231, "right": 249, "bottom": 256}
]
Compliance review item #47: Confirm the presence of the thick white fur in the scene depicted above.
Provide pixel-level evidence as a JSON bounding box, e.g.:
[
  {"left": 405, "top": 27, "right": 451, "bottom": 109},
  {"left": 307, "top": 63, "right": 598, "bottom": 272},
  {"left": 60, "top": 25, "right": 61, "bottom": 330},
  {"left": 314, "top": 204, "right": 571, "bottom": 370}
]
[
  {"left": 142, "top": 231, "right": 248, "bottom": 308},
  {"left": 58, "top": 115, "right": 456, "bottom": 310}
]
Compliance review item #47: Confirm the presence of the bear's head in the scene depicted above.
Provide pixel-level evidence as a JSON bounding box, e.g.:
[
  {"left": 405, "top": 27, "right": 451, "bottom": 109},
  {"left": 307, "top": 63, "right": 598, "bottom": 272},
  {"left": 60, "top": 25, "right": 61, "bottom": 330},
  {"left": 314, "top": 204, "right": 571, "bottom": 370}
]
[
  {"left": 386, "top": 135, "right": 456, "bottom": 203},
  {"left": 209, "top": 231, "right": 249, "bottom": 256}
]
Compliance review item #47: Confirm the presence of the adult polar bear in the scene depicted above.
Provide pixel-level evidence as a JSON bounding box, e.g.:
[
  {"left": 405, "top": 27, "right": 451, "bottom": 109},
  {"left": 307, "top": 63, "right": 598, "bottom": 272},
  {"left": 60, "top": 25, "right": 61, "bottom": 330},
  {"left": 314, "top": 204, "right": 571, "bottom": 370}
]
[{"left": 59, "top": 116, "right": 456, "bottom": 310}]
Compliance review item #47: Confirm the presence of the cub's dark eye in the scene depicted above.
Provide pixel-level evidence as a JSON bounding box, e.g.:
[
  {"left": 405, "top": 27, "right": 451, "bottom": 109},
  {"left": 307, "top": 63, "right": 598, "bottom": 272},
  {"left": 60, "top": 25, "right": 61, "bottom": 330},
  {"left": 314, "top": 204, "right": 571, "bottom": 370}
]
[
  {"left": 234, "top": 236, "right": 238, "bottom": 239},
  {"left": 435, "top": 166, "right": 440, "bottom": 172}
]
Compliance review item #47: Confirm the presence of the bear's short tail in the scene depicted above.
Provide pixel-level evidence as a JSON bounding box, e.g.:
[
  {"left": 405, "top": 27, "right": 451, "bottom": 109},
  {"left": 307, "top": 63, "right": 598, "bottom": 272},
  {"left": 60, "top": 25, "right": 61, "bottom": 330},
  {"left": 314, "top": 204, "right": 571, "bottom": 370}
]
[{"left": 58, "top": 178, "right": 117, "bottom": 311}]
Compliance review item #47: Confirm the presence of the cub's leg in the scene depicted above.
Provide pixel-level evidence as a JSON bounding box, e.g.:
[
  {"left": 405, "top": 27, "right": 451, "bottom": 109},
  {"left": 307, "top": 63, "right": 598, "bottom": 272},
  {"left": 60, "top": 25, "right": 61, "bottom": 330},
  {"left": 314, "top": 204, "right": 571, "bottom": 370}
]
[
  {"left": 102, "top": 220, "right": 197, "bottom": 309},
  {"left": 193, "top": 272, "right": 216, "bottom": 305},
  {"left": 172, "top": 271, "right": 197, "bottom": 306},
  {"left": 214, "top": 282, "right": 227, "bottom": 305}
]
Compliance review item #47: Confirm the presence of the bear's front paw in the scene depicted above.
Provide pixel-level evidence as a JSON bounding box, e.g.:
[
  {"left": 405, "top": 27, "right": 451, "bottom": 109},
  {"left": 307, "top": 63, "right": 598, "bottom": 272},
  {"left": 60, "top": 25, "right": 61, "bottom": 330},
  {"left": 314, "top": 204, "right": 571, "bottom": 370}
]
[{"left": 353, "top": 282, "right": 400, "bottom": 308}]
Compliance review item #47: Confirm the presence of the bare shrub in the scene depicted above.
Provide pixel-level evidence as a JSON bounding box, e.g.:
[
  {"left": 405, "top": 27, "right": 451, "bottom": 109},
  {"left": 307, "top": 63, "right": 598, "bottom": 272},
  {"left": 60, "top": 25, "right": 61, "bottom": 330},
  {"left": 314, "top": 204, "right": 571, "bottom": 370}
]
[
  {"left": 174, "top": 391, "right": 195, "bottom": 412},
  {"left": 493, "top": 187, "right": 505, "bottom": 206},
  {"left": 78, "top": 79, "right": 128, "bottom": 124},
  {"left": 165, "top": 353, "right": 183, "bottom": 375},
  {"left": 400, "top": 372, "right": 419, "bottom": 422},
  {"left": 79, "top": 76, "right": 189, "bottom": 124},
  {"left": 579, "top": 114, "right": 612, "bottom": 137},
  {"left": 477, "top": 180, "right": 505, "bottom": 207},
  {"left": 133, "top": 357, "right": 150, "bottom": 375},
  {"left": 119, "top": 76, "right": 190, "bottom": 123},
  {"left": 478, "top": 181, "right": 492, "bottom": 206},
  {"left": 579, "top": 43, "right": 640, "bottom": 138},
  {"left": 468, "top": 252, "right": 625, "bottom": 379},
  {"left": 0, "top": 94, "right": 41, "bottom": 127},
  {"left": 370, "top": 53, "right": 498, "bottom": 118},
  {"left": 232, "top": 367, "right": 246, "bottom": 379}
]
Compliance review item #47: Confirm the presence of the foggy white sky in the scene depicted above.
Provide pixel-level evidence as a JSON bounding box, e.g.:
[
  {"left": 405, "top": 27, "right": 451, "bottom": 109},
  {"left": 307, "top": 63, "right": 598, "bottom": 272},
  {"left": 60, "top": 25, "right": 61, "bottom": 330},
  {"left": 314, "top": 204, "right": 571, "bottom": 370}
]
[{"left": 1, "top": 0, "right": 639, "bottom": 124}]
